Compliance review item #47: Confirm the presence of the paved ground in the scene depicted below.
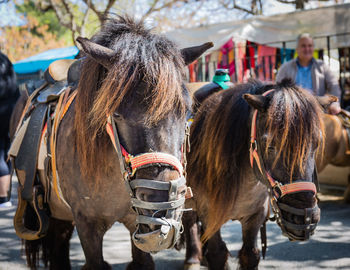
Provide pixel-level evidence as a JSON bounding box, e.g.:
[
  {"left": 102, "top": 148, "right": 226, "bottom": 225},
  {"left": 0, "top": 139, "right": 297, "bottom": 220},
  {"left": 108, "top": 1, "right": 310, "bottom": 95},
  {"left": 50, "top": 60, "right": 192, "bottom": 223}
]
[{"left": 1, "top": 179, "right": 350, "bottom": 270}]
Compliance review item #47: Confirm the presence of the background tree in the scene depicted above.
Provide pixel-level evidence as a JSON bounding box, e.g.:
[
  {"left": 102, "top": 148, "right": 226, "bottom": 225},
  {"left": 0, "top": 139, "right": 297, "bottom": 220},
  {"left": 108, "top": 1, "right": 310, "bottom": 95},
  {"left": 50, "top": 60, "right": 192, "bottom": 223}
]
[
  {"left": 0, "top": 14, "right": 68, "bottom": 61},
  {"left": 0, "top": 0, "right": 345, "bottom": 61}
]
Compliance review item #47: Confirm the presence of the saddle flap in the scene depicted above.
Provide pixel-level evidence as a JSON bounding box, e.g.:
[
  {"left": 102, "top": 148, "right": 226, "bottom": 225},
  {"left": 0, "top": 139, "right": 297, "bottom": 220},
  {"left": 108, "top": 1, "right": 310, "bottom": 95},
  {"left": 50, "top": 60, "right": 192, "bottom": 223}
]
[{"left": 8, "top": 116, "right": 31, "bottom": 158}]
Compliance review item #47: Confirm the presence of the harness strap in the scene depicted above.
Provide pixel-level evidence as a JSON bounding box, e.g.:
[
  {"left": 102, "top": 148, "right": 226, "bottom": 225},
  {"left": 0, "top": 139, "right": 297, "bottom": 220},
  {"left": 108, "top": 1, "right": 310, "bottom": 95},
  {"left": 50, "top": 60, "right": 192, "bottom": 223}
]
[
  {"left": 136, "top": 215, "right": 181, "bottom": 226},
  {"left": 50, "top": 88, "right": 73, "bottom": 203},
  {"left": 106, "top": 115, "right": 184, "bottom": 176},
  {"left": 260, "top": 221, "right": 267, "bottom": 259},
  {"left": 106, "top": 116, "right": 129, "bottom": 178},
  {"left": 130, "top": 153, "right": 183, "bottom": 176},
  {"left": 278, "top": 181, "right": 316, "bottom": 197},
  {"left": 130, "top": 176, "right": 186, "bottom": 190},
  {"left": 131, "top": 197, "right": 186, "bottom": 210}
]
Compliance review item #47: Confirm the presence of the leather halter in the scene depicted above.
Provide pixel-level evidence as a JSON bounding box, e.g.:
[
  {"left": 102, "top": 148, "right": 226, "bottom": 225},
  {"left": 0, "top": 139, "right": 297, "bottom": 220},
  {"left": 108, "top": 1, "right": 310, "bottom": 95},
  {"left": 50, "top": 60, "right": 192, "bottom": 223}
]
[
  {"left": 105, "top": 115, "right": 191, "bottom": 252},
  {"left": 249, "top": 90, "right": 319, "bottom": 241},
  {"left": 106, "top": 115, "right": 184, "bottom": 179},
  {"left": 249, "top": 89, "right": 317, "bottom": 199}
]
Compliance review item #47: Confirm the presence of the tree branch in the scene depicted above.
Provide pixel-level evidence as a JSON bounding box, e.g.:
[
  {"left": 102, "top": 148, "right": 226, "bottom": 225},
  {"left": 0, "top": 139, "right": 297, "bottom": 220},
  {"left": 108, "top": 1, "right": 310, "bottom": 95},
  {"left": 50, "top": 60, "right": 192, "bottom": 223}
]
[
  {"left": 104, "top": 0, "right": 117, "bottom": 15},
  {"left": 276, "top": 0, "right": 297, "bottom": 4},
  {"left": 82, "top": 0, "right": 104, "bottom": 23},
  {"left": 141, "top": 0, "right": 189, "bottom": 20},
  {"left": 61, "top": 0, "right": 80, "bottom": 33},
  {"left": 232, "top": 0, "right": 256, "bottom": 15}
]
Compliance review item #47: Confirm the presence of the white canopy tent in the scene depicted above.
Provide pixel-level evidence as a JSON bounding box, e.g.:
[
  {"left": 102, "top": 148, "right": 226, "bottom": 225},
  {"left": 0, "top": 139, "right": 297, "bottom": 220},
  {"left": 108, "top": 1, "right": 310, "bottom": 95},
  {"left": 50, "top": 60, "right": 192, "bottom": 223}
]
[{"left": 166, "top": 3, "right": 350, "bottom": 51}]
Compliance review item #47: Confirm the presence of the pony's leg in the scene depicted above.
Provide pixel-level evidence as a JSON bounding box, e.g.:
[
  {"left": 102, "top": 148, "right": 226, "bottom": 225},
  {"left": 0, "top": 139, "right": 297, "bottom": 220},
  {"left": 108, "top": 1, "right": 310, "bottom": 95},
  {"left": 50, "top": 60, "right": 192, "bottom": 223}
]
[
  {"left": 204, "top": 229, "right": 230, "bottom": 270},
  {"left": 42, "top": 217, "right": 74, "bottom": 270},
  {"left": 122, "top": 216, "right": 155, "bottom": 270},
  {"left": 74, "top": 215, "right": 111, "bottom": 270},
  {"left": 183, "top": 210, "right": 202, "bottom": 270},
  {"left": 126, "top": 237, "right": 155, "bottom": 270},
  {"left": 238, "top": 211, "right": 266, "bottom": 270}
]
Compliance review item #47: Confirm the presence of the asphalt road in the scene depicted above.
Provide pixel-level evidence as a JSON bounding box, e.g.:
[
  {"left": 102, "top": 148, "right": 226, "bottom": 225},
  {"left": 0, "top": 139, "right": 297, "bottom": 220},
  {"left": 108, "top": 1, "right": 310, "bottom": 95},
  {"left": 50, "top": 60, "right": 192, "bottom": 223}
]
[{"left": 1, "top": 179, "right": 350, "bottom": 270}]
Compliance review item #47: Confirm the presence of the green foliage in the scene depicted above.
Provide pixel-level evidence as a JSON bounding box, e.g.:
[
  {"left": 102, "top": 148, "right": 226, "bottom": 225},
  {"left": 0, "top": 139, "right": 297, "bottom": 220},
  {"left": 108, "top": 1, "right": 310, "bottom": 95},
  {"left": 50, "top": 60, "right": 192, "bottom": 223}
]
[{"left": 15, "top": 0, "right": 70, "bottom": 40}]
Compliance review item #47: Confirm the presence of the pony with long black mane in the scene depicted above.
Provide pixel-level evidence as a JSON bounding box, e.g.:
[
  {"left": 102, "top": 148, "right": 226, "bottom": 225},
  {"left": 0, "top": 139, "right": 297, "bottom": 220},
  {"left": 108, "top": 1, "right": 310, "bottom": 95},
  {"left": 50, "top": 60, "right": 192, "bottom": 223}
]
[
  {"left": 10, "top": 15, "right": 212, "bottom": 269},
  {"left": 183, "top": 79, "right": 336, "bottom": 269}
]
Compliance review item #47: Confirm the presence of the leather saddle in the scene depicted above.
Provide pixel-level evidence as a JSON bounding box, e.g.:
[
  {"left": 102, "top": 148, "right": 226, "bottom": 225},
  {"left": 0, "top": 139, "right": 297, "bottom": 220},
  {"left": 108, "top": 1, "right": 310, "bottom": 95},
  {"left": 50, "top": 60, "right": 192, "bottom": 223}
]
[
  {"left": 189, "top": 81, "right": 234, "bottom": 112},
  {"left": 10, "top": 58, "right": 81, "bottom": 240}
]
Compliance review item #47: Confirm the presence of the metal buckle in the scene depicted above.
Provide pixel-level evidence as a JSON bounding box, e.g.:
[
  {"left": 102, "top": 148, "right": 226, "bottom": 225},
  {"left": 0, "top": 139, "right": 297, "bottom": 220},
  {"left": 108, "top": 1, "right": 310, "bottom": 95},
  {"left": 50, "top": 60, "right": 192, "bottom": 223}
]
[
  {"left": 251, "top": 140, "right": 258, "bottom": 151},
  {"left": 272, "top": 182, "right": 283, "bottom": 199}
]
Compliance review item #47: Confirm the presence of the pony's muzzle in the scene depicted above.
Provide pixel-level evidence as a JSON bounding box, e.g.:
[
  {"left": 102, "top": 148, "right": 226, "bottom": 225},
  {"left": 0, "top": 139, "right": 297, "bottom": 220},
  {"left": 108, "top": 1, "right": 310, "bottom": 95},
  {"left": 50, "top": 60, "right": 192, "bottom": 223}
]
[
  {"left": 132, "top": 217, "right": 181, "bottom": 253},
  {"left": 277, "top": 201, "right": 320, "bottom": 241},
  {"left": 128, "top": 176, "right": 188, "bottom": 252}
]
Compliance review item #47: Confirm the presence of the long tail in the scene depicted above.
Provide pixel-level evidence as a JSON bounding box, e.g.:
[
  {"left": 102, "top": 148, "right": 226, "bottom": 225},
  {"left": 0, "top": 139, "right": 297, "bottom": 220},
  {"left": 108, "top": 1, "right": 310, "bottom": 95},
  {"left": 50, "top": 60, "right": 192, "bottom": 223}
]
[{"left": 23, "top": 206, "right": 74, "bottom": 269}]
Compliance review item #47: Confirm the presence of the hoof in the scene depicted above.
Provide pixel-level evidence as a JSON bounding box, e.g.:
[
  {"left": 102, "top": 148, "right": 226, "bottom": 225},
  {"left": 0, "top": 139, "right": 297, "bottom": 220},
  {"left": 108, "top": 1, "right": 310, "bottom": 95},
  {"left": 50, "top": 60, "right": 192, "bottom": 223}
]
[
  {"left": 82, "top": 261, "right": 111, "bottom": 270},
  {"left": 184, "top": 263, "right": 201, "bottom": 270},
  {"left": 127, "top": 261, "right": 155, "bottom": 270}
]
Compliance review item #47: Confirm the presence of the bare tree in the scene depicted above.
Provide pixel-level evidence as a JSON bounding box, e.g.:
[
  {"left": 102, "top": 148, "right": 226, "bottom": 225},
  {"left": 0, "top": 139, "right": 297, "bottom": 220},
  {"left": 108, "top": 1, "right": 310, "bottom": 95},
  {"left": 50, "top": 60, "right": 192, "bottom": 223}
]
[
  {"left": 34, "top": 0, "right": 198, "bottom": 42},
  {"left": 276, "top": 0, "right": 337, "bottom": 9},
  {"left": 218, "top": 0, "right": 263, "bottom": 15},
  {"left": 30, "top": 0, "right": 343, "bottom": 42}
]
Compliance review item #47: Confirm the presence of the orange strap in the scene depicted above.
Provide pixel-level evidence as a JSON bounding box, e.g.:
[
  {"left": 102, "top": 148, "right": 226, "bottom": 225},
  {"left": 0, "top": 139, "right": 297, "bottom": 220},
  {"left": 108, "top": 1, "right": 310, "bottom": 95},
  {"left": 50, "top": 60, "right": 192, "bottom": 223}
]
[
  {"left": 130, "top": 152, "right": 183, "bottom": 176},
  {"left": 51, "top": 88, "right": 75, "bottom": 201},
  {"left": 106, "top": 116, "right": 184, "bottom": 177}
]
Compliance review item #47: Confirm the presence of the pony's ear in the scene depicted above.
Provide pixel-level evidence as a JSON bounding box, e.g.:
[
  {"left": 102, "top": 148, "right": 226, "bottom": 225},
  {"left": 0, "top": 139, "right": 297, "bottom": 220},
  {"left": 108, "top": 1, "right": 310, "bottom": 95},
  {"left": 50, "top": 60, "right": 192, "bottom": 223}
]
[
  {"left": 243, "top": 94, "right": 269, "bottom": 112},
  {"left": 76, "top": 37, "right": 115, "bottom": 69},
  {"left": 316, "top": 95, "right": 338, "bottom": 109},
  {"left": 181, "top": 42, "right": 214, "bottom": 65}
]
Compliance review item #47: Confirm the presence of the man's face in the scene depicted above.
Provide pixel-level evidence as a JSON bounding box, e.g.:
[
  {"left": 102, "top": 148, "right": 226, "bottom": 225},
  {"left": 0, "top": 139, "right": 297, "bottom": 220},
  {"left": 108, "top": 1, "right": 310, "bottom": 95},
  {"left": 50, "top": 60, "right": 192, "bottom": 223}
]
[{"left": 297, "top": 37, "right": 314, "bottom": 63}]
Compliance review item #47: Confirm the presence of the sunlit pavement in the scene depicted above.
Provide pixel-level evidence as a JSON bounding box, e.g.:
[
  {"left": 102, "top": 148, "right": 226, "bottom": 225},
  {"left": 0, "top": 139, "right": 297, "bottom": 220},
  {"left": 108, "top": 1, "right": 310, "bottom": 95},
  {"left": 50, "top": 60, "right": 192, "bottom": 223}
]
[{"left": 1, "top": 177, "right": 349, "bottom": 270}]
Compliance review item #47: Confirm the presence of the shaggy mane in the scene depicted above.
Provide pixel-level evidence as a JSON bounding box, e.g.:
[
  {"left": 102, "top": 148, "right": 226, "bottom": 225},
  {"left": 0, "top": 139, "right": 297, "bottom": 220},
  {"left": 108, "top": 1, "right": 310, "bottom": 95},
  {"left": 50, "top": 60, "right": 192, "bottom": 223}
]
[
  {"left": 187, "top": 79, "right": 325, "bottom": 242},
  {"left": 74, "top": 15, "right": 186, "bottom": 179}
]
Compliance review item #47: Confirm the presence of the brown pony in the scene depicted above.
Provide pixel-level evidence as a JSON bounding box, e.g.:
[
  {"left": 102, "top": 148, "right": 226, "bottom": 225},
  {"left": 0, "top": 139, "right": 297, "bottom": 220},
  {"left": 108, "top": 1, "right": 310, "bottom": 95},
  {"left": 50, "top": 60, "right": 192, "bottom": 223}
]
[
  {"left": 10, "top": 16, "right": 212, "bottom": 269},
  {"left": 183, "top": 79, "right": 335, "bottom": 270},
  {"left": 317, "top": 112, "right": 350, "bottom": 202}
]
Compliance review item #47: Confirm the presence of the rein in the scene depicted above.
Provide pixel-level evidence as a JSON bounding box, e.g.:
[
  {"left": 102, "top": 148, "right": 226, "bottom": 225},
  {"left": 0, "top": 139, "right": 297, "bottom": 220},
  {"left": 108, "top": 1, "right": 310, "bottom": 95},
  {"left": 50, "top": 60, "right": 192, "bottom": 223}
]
[{"left": 249, "top": 89, "right": 319, "bottom": 241}]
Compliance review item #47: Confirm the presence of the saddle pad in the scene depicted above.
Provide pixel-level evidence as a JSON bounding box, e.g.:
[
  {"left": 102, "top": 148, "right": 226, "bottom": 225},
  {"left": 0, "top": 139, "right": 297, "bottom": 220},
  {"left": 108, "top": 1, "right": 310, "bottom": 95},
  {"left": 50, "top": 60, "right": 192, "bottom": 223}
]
[
  {"left": 8, "top": 117, "right": 31, "bottom": 158},
  {"left": 15, "top": 104, "right": 48, "bottom": 201}
]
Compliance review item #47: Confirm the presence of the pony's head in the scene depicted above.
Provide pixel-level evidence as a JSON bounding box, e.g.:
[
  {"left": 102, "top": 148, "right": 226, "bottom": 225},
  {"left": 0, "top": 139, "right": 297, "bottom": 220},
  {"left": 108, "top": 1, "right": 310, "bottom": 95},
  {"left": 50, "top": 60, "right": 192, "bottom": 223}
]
[
  {"left": 244, "top": 79, "right": 336, "bottom": 241},
  {"left": 74, "top": 15, "right": 212, "bottom": 252}
]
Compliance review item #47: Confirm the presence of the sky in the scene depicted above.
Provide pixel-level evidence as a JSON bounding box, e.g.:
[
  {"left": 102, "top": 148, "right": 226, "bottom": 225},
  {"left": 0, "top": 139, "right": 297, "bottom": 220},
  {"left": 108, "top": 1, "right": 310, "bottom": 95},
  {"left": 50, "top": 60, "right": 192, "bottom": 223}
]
[
  {"left": 0, "top": 1, "right": 25, "bottom": 27},
  {"left": 0, "top": 0, "right": 349, "bottom": 28}
]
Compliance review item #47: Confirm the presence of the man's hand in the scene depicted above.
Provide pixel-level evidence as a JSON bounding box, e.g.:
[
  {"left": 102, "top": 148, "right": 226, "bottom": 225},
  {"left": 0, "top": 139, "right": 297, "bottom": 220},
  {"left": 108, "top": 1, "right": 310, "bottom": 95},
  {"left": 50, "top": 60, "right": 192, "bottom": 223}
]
[{"left": 328, "top": 102, "right": 342, "bottom": 115}]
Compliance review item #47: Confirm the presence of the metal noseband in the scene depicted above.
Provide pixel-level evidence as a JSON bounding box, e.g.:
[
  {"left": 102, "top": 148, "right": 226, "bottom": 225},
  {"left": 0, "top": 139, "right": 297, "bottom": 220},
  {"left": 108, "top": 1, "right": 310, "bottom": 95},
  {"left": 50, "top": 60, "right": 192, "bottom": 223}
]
[
  {"left": 249, "top": 90, "right": 319, "bottom": 241},
  {"left": 106, "top": 116, "right": 191, "bottom": 252}
]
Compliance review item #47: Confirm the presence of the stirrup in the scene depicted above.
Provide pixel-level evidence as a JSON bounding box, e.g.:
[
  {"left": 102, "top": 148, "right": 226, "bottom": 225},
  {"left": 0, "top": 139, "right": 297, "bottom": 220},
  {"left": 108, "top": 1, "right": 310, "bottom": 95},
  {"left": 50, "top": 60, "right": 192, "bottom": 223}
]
[{"left": 14, "top": 185, "right": 49, "bottom": 240}]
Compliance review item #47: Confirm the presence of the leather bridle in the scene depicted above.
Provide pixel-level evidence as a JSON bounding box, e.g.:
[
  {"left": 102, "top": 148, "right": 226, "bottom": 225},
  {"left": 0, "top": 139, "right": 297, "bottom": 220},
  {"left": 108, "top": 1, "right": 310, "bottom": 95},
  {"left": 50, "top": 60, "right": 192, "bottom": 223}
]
[
  {"left": 105, "top": 115, "right": 191, "bottom": 252},
  {"left": 249, "top": 89, "right": 319, "bottom": 241}
]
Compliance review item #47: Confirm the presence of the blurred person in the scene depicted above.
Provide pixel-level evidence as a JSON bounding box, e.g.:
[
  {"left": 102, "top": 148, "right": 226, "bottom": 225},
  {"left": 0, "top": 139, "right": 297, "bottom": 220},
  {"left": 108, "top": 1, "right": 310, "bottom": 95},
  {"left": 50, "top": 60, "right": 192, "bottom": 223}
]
[
  {"left": 276, "top": 33, "right": 341, "bottom": 115},
  {"left": 0, "top": 51, "right": 18, "bottom": 208}
]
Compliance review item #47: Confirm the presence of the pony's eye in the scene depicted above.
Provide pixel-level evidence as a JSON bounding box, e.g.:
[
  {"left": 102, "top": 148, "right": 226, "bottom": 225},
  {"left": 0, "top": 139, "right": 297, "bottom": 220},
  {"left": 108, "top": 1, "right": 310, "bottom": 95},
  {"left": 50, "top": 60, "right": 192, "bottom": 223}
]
[{"left": 113, "top": 112, "right": 121, "bottom": 119}]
